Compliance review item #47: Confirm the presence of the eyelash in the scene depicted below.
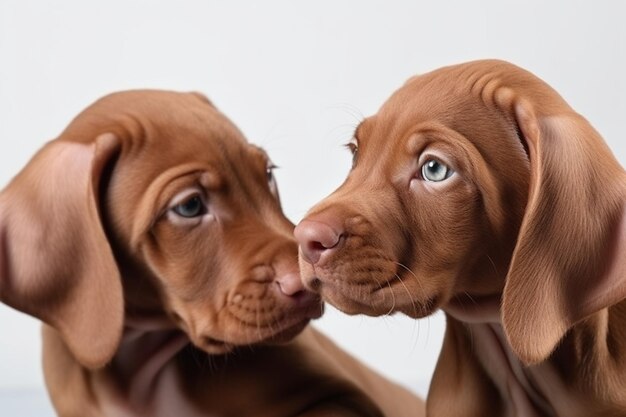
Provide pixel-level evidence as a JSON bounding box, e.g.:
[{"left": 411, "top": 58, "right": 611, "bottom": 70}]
[{"left": 345, "top": 142, "right": 358, "bottom": 167}]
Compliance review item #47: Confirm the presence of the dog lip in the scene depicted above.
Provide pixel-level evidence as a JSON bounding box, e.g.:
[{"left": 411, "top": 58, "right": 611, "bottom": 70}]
[
  {"left": 293, "top": 297, "right": 325, "bottom": 320},
  {"left": 312, "top": 274, "right": 439, "bottom": 318},
  {"left": 203, "top": 335, "right": 228, "bottom": 347},
  {"left": 262, "top": 318, "right": 311, "bottom": 344},
  {"left": 195, "top": 335, "right": 235, "bottom": 354},
  {"left": 257, "top": 308, "right": 321, "bottom": 344},
  {"left": 320, "top": 287, "right": 383, "bottom": 316},
  {"left": 305, "top": 300, "right": 325, "bottom": 319}
]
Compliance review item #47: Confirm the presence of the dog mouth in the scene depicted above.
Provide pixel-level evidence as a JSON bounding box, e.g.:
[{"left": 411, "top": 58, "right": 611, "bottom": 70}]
[
  {"left": 192, "top": 299, "right": 324, "bottom": 354},
  {"left": 254, "top": 300, "right": 325, "bottom": 344},
  {"left": 198, "top": 335, "right": 236, "bottom": 354},
  {"left": 307, "top": 269, "right": 438, "bottom": 319}
]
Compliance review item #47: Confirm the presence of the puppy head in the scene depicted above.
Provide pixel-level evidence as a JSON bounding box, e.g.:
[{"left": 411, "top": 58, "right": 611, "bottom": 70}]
[
  {"left": 0, "top": 90, "right": 321, "bottom": 368},
  {"left": 102, "top": 91, "right": 323, "bottom": 354},
  {"left": 296, "top": 60, "right": 626, "bottom": 364}
]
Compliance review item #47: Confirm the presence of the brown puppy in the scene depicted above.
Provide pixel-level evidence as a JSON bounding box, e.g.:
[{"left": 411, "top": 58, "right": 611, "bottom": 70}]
[
  {"left": 0, "top": 91, "right": 424, "bottom": 417},
  {"left": 296, "top": 60, "right": 626, "bottom": 416}
]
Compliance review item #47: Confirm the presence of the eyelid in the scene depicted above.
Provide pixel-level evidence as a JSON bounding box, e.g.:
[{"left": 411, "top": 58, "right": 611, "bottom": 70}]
[
  {"left": 417, "top": 148, "right": 455, "bottom": 171},
  {"left": 168, "top": 188, "right": 206, "bottom": 210}
]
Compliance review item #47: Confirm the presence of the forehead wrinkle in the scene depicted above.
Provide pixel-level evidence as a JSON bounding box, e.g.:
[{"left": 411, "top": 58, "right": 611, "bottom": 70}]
[{"left": 128, "top": 163, "right": 216, "bottom": 247}]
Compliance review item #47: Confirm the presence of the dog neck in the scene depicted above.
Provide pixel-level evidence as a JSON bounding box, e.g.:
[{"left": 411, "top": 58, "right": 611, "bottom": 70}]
[
  {"left": 102, "top": 314, "right": 195, "bottom": 416},
  {"left": 443, "top": 296, "right": 626, "bottom": 416},
  {"left": 444, "top": 298, "right": 555, "bottom": 415}
]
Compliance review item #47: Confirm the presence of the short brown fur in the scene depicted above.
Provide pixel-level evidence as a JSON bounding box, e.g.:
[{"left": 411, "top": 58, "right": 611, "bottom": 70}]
[
  {"left": 0, "top": 91, "right": 424, "bottom": 417},
  {"left": 296, "top": 60, "right": 626, "bottom": 416}
]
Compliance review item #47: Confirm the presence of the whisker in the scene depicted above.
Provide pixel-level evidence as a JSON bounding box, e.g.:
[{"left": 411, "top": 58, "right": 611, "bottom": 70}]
[
  {"left": 326, "top": 103, "right": 365, "bottom": 127},
  {"left": 239, "top": 318, "right": 255, "bottom": 354},
  {"left": 394, "top": 261, "right": 427, "bottom": 300},
  {"left": 393, "top": 273, "right": 419, "bottom": 318},
  {"left": 486, "top": 254, "right": 499, "bottom": 277},
  {"left": 393, "top": 272, "right": 421, "bottom": 351},
  {"left": 393, "top": 261, "right": 430, "bottom": 352},
  {"left": 463, "top": 291, "right": 479, "bottom": 307},
  {"left": 255, "top": 305, "right": 262, "bottom": 341},
  {"left": 324, "top": 103, "right": 365, "bottom": 146},
  {"left": 204, "top": 351, "right": 213, "bottom": 373},
  {"left": 374, "top": 277, "right": 387, "bottom": 304},
  {"left": 384, "top": 279, "right": 396, "bottom": 316},
  {"left": 426, "top": 315, "right": 431, "bottom": 347}
]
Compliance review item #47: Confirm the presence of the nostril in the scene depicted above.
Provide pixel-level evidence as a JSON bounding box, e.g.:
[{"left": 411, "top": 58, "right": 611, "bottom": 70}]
[
  {"left": 302, "top": 241, "right": 328, "bottom": 264},
  {"left": 295, "top": 219, "right": 343, "bottom": 265},
  {"left": 310, "top": 241, "right": 327, "bottom": 252}
]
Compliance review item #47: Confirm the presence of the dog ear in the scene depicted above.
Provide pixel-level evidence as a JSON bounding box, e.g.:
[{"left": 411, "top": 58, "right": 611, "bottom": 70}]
[
  {"left": 497, "top": 89, "right": 626, "bottom": 365},
  {"left": 0, "top": 133, "right": 124, "bottom": 369},
  {"left": 189, "top": 91, "right": 215, "bottom": 108}
]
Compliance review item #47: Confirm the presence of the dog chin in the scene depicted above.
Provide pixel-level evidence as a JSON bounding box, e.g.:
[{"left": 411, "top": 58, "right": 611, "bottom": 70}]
[
  {"left": 192, "top": 321, "right": 310, "bottom": 354},
  {"left": 262, "top": 302, "right": 325, "bottom": 344},
  {"left": 192, "top": 335, "right": 236, "bottom": 355},
  {"left": 261, "top": 319, "right": 312, "bottom": 345},
  {"left": 321, "top": 285, "right": 440, "bottom": 319},
  {"left": 320, "top": 288, "right": 388, "bottom": 316},
  {"left": 397, "top": 302, "right": 436, "bottom": 319}
]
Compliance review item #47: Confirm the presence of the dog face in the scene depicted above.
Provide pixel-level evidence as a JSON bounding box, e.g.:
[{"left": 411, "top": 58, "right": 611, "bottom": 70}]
[
  {"left": 296, "top": 60, "right": 626, "bottom": 364},
  {"left": 296, "top": 64, "right": 530, "bottom": 319},
  {"left": 0, "top": 90, "right": 321, "bottom": 367},
  {"left": 106, "top": 93, "right": 323, "bottom": 354}
]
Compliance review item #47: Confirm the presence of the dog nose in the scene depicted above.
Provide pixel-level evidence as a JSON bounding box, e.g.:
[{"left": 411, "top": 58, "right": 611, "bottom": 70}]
[
  {"left": 294, "top": 219, "right": 342, "bottom": 265},
  {"left": 276, "top": 272, "right": 320, "bottom": 305},
  {"left": 276, "top": 272, "right": 306, "bottom": 296}
]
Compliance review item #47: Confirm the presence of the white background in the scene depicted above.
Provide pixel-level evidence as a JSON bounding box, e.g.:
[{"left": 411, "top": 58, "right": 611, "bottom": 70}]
[{"left": 1, "top": 1, "right": 625, "bottom": 415}]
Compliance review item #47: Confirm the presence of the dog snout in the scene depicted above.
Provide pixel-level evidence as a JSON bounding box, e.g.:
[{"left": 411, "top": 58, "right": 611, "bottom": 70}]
[
  {"left": 295, "top": 218, "right": 343, "bottom": 265},
  {"left": 276, "top": 272, "right": 306, "bottom": 297},
  {"left": 275, "top": 272, "right": 322, "bottom": 315}
]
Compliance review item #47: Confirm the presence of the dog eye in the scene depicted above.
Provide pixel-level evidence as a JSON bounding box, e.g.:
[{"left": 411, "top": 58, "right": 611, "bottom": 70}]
[
  {"left": 346, "top": 142, "right": 358, "bottom": 168},
  {"left": 266, "top": 163, "right": 277, "bottom": 185},
  {"left": 421, "top": 159, "right": 453, "bottom": 182},
  {"left": 172, "top": 195, "right": 206, "bottom": 218},
  {"left": 266, "top": 162, "right": 281, "bottom": 198}
]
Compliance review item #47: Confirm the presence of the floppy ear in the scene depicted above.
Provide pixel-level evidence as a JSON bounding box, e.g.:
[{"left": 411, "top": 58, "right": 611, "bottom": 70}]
[
  {"left": 189, "top": 91, "right": 215, "bottom": 107},
  {"left": 498, "top": 91, "right": 626, "bottom": 365},
  {"left": 0, "top": 133, "right": 124, "bottom": 369}
]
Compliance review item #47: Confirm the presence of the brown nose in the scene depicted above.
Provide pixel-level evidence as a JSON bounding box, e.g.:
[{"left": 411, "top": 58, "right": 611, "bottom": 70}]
[
  {"left": 294, "top": 218, "right": 342, "bottom": 264},
  {"left": 275, "top": 272, "right": 320, "bottom": 306},
  {"left": 276, "top": 272, "right": 306, "bottom": 296}
]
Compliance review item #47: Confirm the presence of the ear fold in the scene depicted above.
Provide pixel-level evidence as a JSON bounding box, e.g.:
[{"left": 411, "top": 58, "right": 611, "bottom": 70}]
[
  {"left": 498, "top": 91, "right": 626, "bottom": 365},
  {"left": 0, "top": 133, "right": 123, "bottom": 369}
]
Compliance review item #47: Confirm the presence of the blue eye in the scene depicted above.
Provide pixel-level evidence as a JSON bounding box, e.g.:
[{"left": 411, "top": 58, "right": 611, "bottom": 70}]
[
  {"left": 172, "top": 195, "right": 205, "bottom": 218},
  {"left": 421, "top": 159, "right": 453, "bottom": 182}
]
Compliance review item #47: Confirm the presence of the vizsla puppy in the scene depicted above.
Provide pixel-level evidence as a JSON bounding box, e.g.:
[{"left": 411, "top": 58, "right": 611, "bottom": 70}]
[
  {"left": 296, "top": 60, "right": 626, "bottom": 417},
  {"left": 0, "top": 91, "right": 424, "bottom": 417}
]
